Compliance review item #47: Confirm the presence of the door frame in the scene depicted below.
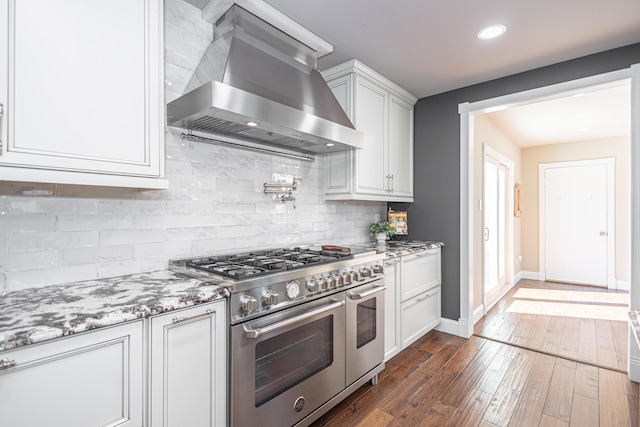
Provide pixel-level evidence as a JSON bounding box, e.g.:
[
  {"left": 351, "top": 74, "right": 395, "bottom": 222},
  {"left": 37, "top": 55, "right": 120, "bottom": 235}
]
[
  {"left": 538, "top": 158, "right": 616, "bottom": 288},
  {"left": 457, "top": 63, "right": 640, "bottom": 381},
  {"left": 483, "top": 143, "right": 515, "bottom": 311}
]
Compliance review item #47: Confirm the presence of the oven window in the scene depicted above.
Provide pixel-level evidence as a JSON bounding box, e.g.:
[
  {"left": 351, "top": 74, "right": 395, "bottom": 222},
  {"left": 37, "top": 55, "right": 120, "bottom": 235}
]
[
  {"left": 356, "top": 299, "right": 377, "bottom": 348},
  {"left": 255, "top": 316, "right": 334, "bottom": 407}
]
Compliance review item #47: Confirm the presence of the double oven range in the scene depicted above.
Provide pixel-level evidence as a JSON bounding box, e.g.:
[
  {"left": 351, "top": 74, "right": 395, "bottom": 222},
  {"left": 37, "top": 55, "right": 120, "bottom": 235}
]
[{"left": 171, "top": 246, "right": 386, "bottom": 427}]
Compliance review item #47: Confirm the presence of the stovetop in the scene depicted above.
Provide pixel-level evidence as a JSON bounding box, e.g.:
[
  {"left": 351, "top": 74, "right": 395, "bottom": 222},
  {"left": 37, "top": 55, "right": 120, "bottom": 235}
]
[{"left": 183, "top": 247, "right": 353, "bottom": 280}]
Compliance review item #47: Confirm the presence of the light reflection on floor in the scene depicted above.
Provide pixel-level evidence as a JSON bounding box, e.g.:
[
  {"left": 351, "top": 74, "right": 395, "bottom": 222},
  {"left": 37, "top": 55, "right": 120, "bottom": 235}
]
[{"left": 506, "top": 288, "right": 629, "bottom": 321}]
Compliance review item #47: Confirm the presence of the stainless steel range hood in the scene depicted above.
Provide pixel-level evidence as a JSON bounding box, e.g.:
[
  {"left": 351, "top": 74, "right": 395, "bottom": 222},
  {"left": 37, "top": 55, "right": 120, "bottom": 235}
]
[{"left": 167, "top": 5, "right": 364, "bottom": 155}]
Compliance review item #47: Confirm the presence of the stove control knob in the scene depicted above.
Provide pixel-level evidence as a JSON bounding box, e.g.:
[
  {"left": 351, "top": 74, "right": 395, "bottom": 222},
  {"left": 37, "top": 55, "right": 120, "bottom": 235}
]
[
  {"left": 262, "top": 291, "right": 279, "bottom": 307},
  {"left": 326, "top": 276, "right": 337, "bottom": 289},
  {"left": 359, "top": 268, "right": 371, "bottom": 278},
  {"left": 341, "top": 273, "right": 351, "bottom": 285},
  {"left": 240, "top": 296, "right": 258, "bottom": 313},
  {"left": 306, "top": 280, "right": 318, "bottom": 292},
  {"left": 372, "top": 264, "right": 384, "bottom": 274},
  {"left": 352, "top": 271, "right": 362, "bottom": 282},
  {"left": 336, "top": 275, "right": 345, "bottom": 287},
  {"left": 317, "top": 278, "right": 328, "bottom": 291}
]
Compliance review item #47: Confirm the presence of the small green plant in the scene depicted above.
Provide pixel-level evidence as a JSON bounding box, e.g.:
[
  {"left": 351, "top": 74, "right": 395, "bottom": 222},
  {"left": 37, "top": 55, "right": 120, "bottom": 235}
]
[{"left": 369, "top": 221, "right": 394, "bottom": 239}]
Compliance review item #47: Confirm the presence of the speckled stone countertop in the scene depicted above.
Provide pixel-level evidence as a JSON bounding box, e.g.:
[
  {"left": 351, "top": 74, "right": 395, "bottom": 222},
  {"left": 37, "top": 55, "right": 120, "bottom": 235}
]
[
  {"left": 0, "top": 270, "right": 230, "bottom": 352},
  {"left": 357, "top": 240, "right": 444, "bottom": 259}
]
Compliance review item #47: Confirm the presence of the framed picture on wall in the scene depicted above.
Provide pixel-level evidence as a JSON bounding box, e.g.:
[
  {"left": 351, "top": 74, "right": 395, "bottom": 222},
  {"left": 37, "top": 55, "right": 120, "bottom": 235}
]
[{"left": 388, "top": 211, "right": 408, "bottom": 235}]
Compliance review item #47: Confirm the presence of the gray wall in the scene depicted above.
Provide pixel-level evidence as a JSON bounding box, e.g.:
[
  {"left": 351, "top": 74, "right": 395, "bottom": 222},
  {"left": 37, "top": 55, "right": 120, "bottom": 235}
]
[{"left": 411, "top": 42, "right": 640, "bottom": 321}]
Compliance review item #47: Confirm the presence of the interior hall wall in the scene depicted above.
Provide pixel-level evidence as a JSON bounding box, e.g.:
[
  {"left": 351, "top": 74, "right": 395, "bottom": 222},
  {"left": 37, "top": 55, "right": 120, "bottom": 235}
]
[
  {"left": 472, "top": 114, "right": 522, "bottom": 313},
  {"left": 413, "top": 42, "right": 640, "bottom": 321},
  {"left": 520, "top": 136, "right": 631, "bottom": 282}
]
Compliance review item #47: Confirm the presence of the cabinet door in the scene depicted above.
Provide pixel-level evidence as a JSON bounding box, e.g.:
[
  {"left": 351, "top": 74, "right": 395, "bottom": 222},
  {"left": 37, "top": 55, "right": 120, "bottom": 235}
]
[
  {"left": 150, "top": 301, "right": 227, "bottom": 427},
  {"left": 388, "top": 95, "right": 413, "bottom": 198},
  {"left": 325, "top": 75, "right": 354, "bottom": 196},
  {"left": 383, "top": 259, "right": 401, "bottom": 361},
  {"left": 400, "top": 248, "right": 442, "bottom": 301},
  {"left": 0, "top": 0, "right": 165, "bottom": 186},
  {"left": 354, "top": 76, "right": 388, "bottom": 195},
  {"left": 0, "top": 321, "right": 144, "bottom": 427},
  {"left": 400, "top": 287, "right": 441, "bottom": 349}
]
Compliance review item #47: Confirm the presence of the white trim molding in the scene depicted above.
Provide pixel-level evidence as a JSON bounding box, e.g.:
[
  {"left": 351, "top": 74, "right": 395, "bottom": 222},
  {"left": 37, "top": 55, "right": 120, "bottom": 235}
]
[{"left": 435, "top": 318, "right": 472, "bottom": 338}]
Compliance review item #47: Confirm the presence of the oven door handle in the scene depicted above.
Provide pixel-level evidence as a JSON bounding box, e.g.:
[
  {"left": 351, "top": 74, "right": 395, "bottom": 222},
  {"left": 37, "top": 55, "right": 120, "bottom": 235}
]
[
  {"left": 243, "top": 300, "right": 345, "bottom": 339},
  {"left": 348, "top": 285, "right": 386, "bottom": 300}
]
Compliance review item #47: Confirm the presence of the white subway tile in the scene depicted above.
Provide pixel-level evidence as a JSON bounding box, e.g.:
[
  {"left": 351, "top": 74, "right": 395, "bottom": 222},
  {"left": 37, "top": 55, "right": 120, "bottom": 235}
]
[
  {"left": 9, "top": 231, "right": 99, "bottom": 252},
  {"left": 0, "top": 216, "right": 56, "bottom": 233},
  {"left": 190, "top": 238, "right": 237, "bottom": 255},
  {"left": 100, "top": 229, "right": 166, "bottom": 246},
  {"left": 59, "top": 245, "right": 133, "bottom": 266},
  {"left": 0, "top": 251, "right": 57, "bottom": 271},
  {"left": 57, "top": 215, "right": 134, "bottom": 232},
  {"left": 133, "top": 240, "right": 192, "bottom": 259},
  {"left": 7, "top": 265, "right": 98, "bottom": 291}
]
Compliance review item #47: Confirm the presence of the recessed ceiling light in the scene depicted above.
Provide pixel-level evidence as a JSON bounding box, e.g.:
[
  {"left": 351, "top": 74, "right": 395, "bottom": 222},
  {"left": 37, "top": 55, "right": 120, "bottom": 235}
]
[
  {"left": 246, "top": 121, "right": 258, "bottom": 127},
  {"left": 477, "top": 24, "right": 507, "bottom": 40},
  {"left": 326, "top": 142, "right": 335, "bottom": 147}
]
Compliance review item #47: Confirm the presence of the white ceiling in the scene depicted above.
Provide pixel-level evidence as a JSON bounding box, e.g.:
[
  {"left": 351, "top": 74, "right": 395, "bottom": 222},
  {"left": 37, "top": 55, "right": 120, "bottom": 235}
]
[
  {"left": 264, "top": 0, "right": 640, "bottom": 98},
  {"left": 483, "top": 80, "right": 632, "bottom": 147}
]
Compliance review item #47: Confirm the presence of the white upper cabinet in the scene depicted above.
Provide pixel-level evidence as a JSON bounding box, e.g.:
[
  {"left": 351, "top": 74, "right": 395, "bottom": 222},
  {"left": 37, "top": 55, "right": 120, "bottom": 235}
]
[
  {"left": 0, "top": 0, "right": 167, "bottom": 188},
  {"left": 322, "top": 60, "right": 416, "bottom": 202}
]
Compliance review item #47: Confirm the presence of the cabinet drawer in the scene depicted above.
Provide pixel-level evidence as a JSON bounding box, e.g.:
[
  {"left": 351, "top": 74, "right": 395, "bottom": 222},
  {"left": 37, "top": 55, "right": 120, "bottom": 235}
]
[
  {"left": 0, "top": 321, "right": 144, "bottom": 427},
  {"left": 400, "top": 287, "right": 440, "bottom": 349},
  {"left": 400, "top": 249, "right": 441, "bottom": 301}
]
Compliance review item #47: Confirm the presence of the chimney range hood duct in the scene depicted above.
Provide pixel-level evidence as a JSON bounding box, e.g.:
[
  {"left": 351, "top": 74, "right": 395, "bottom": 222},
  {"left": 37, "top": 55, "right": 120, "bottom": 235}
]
[{"left": 167, "top": 5, "right": 364, "bottom": 155}]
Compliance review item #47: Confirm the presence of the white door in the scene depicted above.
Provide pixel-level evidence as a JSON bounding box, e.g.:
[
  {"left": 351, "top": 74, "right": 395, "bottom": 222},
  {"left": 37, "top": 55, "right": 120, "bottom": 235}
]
[
  {"left": 542, "top": 160, "right": 613, "bottom": 287},
  {"left": 483, "top": 150, "right": 510, "bottom": 306}
]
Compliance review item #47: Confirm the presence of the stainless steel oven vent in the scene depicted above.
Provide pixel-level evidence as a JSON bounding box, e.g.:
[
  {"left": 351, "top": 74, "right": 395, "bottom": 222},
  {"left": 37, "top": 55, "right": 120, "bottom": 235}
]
[{"left": 166, "top": 5, "right": 364, "bottom": 155}]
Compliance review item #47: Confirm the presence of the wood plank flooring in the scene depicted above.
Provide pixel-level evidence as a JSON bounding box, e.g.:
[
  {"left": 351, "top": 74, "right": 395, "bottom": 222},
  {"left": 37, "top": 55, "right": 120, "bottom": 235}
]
[
  {"left": 311, "top": 330, "right": 639, "bottom": 427},
  {"left": 474, "top": 280, "right": 629, "bottom": 371},
  {"left": 311, "top": 280, "right": 636, "bottom": 426}
]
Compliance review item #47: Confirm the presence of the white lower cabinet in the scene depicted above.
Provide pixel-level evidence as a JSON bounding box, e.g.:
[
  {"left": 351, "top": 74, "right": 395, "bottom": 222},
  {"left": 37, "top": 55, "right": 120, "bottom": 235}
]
[
  {"left": 0, "top": 321, "right": 144, "bottom": 427},
  {"left": 383, "top": 258, "right": 401, "bottom": 361},
  {"left": 149, "top": 300, "right": 227, "bottom": 427},
  {"left": 384, "top": 246, "right": 442, "bottom": 356},
  {"left": 400, "top": 286, "right": 441, "bottom": 349}
]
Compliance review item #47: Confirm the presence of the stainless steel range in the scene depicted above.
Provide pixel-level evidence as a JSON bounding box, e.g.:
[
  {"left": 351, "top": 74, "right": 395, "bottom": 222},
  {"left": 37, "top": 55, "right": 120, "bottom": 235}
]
[{"left": 171, "top": 245, "right": 386, "bottom": 427}]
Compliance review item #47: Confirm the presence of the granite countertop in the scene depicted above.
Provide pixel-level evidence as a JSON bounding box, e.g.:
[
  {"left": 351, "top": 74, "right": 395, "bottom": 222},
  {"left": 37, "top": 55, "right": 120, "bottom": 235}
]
[
  {"left": 357, "top": 240, "right": 444, "bottom": 259},
  {"left": 0, "top": 270, "right": 230, "bottom": 353}
]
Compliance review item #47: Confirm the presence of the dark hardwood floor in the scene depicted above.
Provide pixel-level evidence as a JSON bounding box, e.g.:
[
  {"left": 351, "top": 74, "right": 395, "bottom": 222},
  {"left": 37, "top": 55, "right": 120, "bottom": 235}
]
[{"left": 311, "top": 280, "right": 637, "bottom": 426}]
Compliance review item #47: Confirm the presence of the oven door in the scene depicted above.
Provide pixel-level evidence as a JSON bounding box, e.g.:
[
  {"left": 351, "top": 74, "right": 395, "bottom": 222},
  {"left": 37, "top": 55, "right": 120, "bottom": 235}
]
[
  {"left": 231, "top": 293, "right": 346, "bottom": 427},
  {"left": 345, "top": 279, "right": 385, "bottom": 385}
]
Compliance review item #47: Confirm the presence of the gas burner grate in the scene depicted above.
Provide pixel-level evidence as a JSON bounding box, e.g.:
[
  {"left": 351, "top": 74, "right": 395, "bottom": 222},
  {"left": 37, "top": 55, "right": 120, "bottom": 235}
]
[{"left": 184, "top": 247, "right": 353, "bottom": 279}]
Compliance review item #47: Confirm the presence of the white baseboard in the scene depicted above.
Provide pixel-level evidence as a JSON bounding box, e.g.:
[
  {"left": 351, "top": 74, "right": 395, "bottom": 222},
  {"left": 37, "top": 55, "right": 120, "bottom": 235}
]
[
  {"left": 616, "top": 280, "right": 630, "bottom": 291},
  {"left": 513, "top": 271, "right": 523, "bottom": 284},
  {"left": 520, "top": 271, "right": 544, "bottom": 281},
  {"left": 629, "top": 354, "right": 640, "bottom": 382},
  {"left": 473, "top": 305, "right": 485, "bottom": 325},
  {"left": 436, "top": 317, "right": 472, "bottom": 338}
]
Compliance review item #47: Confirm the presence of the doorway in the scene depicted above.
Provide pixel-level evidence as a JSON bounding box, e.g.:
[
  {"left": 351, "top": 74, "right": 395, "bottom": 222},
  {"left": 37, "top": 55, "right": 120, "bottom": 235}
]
[
  {"left": 540, "top": 158, "right": 615, "bottom": 287},
  {"left": 458, "top": 64, "right": 639, "bottom": 380},
  {"left": 483, "top": 144, "right": 514, "bottom": 309}
]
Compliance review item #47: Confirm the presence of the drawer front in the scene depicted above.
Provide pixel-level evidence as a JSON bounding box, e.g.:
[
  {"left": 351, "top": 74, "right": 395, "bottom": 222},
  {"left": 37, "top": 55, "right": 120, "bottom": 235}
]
[
  {"left": 400, "top": 287, "right": 441, "bottom": 349},
  {"left": 400, "top": 249, "right": 441, "bottom": 301}
]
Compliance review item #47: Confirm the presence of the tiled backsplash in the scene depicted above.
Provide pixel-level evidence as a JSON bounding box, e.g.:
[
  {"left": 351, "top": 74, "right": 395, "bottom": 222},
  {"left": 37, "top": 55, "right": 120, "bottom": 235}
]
[{"left": 0, "top": 0, "right": 385, "bottom": 293}]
